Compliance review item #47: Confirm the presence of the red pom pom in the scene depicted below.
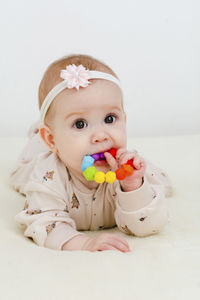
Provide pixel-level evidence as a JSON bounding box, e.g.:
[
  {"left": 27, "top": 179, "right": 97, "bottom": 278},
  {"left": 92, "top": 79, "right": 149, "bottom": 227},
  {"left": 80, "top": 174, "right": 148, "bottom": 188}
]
[
  {"left": 122, "top": 164, "right": 133, "bottom": 176},
  {"left": 108, "top": 148, "right": 117, "bottom": 158},
  {"left": 115, "top": 168, "right": 126, "bottom": 180},
  {"left": 126, "top": 159, "right": 134, "bottom": 168}
]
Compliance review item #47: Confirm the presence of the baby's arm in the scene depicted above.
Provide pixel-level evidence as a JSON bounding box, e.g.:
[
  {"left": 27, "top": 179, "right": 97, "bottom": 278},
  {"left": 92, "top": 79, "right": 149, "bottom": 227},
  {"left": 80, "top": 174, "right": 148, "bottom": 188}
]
[
  {"left": 62, "top": 235, "right": 90, "bottom": 250},
  {"left": 111, "top": 158, "right": 173, "bottom": 237},
  {"left": 15, "top": 186, "right": 130, "bottom": 252},
  {"left": 15, "top": 187, "right": 85, "bottom": 250},
  {"left": 62, "top": 233, "right": 131, "bottom": 252}
]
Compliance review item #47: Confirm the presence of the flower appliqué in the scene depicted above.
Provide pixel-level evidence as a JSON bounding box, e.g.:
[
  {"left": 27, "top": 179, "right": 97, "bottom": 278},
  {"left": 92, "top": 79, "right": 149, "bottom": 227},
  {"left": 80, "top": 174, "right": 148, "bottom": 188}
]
[{"left": 60, "top": 64, "right": 91, "bottom": 91}]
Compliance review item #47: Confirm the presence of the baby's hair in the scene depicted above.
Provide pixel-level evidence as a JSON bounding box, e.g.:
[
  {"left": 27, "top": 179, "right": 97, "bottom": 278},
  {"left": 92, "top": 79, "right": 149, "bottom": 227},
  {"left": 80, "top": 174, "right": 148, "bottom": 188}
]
[{"left": 38, "top": 54, "right": 119, "bottom": 111}]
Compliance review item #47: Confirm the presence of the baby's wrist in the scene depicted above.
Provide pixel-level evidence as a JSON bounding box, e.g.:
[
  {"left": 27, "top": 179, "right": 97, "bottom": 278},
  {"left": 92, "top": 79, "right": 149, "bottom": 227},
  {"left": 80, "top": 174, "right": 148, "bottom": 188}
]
[
  {"left": 62, "top": 234, "right": 90, "bottom": 251},
  {"left": 121, "top": 177, "right": 144, "bottom": 192}
]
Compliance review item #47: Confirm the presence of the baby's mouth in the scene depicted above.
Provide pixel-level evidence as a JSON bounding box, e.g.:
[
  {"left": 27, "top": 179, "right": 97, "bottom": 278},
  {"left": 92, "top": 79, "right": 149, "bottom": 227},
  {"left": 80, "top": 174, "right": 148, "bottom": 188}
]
[
  {"left": 90, "top": 149, "right": 110, "bottom": 162},
  {"left": 94, "top": 159, "right": 108, "bottom": 166}
]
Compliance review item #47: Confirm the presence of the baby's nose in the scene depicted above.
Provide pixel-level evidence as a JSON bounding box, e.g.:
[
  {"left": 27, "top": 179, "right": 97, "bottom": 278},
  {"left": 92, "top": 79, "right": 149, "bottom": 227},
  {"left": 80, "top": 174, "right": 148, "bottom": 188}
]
[{"left": 91, "top": 130, "right": 109, "bottom": 143}]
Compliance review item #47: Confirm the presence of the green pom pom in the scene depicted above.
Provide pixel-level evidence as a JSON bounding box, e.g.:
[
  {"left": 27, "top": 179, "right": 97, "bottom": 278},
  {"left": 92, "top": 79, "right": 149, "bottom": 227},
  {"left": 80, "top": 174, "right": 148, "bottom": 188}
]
[{"left": 83, "top": 166, "right": 97, "bottom": 181}]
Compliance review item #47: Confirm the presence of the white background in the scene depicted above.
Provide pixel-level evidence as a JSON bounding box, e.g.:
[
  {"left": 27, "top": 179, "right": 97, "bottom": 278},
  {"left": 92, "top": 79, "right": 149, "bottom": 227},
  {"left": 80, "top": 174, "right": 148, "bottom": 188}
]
[{"left": 0, "top": 0, "right": 199, "bottom": 138}]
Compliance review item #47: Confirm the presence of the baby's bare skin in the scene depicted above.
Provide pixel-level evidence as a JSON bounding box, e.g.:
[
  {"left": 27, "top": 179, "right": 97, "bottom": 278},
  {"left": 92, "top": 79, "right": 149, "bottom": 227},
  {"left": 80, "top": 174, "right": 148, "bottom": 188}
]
[{"left": 62, "top": 233, "right": 131, "bottom": 253}]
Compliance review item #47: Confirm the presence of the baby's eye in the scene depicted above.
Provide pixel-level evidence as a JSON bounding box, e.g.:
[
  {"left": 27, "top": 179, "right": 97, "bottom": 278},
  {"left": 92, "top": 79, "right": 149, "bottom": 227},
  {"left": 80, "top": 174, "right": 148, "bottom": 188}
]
[
  {"left": 105, "top": 114, "right": 116, "bottom": 123},
  {"left": 73, "top": 120, "right": 87, "bottom": 129}
]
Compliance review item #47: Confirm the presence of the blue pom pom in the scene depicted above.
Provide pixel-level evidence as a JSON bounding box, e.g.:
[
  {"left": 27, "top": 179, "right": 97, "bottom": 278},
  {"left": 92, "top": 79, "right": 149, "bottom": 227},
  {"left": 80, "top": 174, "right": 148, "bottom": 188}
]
[{"left": 81, "top": 155, "right": 95, "bottom": 171}]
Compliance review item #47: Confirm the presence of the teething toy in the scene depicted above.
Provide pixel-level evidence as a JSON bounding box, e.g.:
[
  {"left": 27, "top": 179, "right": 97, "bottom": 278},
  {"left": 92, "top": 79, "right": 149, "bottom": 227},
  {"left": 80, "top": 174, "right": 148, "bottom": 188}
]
[
  {"left": 81, "top": 148, "right": 134, "bottom": 184},
  {"left": 81, "top": 156, "right": 95, "bottom": 171}
]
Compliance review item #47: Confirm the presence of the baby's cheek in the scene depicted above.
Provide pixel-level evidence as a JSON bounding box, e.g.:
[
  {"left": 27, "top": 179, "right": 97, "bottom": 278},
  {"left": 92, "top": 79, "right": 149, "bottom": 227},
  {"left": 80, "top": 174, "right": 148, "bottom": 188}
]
[{"left": 120, "top": 130, "right": 127, "bottom": 147}]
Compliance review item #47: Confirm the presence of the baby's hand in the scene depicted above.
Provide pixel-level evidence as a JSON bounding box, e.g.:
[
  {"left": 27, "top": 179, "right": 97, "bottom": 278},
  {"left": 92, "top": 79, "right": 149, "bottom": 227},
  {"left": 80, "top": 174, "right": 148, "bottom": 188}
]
[
  {"left": 82, "top": 233, "right": 131, "bottom": 253},
  {"left": 104, "top": 148, "right": 146, "bottom": 192}
]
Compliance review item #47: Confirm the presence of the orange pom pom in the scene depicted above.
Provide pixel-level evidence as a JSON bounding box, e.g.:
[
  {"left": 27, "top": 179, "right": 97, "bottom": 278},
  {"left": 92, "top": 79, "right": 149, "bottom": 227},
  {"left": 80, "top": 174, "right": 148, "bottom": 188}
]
[
  {"left": 115, "top": 168, "right": 126, "bottom": 180},
  {"left": 122, "top": 164, "right": 133, "bottom": 176}
]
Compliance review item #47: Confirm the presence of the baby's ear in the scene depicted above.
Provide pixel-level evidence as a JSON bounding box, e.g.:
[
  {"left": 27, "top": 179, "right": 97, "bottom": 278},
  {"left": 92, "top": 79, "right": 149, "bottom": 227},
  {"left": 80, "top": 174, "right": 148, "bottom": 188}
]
[{"left": 39, "top": 125, "right": 57, "bottom": 154}]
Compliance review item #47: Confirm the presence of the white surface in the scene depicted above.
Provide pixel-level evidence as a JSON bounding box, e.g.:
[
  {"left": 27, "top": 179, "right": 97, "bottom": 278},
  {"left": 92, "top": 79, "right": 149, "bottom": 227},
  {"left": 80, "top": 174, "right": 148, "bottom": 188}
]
[
  {"left": 1, "top": 0, "right": 200, "bottom": 137},
  {"left": 0, "top": 135, "right": 200, "bottom": 299}
]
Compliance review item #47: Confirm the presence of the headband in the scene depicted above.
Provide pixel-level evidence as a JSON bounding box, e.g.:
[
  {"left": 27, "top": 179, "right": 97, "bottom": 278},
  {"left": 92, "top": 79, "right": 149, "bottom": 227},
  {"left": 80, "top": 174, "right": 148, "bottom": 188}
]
[{"left": 40, "top": 64, "right": 121, "bottom": 124}]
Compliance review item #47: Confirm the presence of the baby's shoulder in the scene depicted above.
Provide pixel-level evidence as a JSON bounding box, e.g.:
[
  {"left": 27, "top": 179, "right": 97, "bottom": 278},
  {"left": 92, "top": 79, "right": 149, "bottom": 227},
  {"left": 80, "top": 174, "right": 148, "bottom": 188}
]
[{"left": 27, "top": 151, "right": 69, "bottom": 195}]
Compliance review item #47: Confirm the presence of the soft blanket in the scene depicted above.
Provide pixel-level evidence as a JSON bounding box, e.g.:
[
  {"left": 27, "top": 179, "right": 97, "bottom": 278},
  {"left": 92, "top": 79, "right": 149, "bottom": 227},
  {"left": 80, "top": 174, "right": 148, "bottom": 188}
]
[{"left": 0, "top": 135, "right": 199, "bottom": 300}]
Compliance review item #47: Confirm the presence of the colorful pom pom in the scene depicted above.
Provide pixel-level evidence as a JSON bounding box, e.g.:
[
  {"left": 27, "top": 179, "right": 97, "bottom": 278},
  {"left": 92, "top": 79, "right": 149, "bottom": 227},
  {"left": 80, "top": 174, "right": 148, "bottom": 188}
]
[
  {"left": 94, "top": 171, "right": 105, "bottom": 183},
  {"left": 99, "top": 152, "right": 105, "bottom": 160},
  {"left": 108, "top": 148, "right": 117, "bottom": 158},
  {"left": 82, "top": 148, "right": 134, "bottom": 184},
  {"left": 83, "top": 166, "right": 97, "bottom": 181},
  {"left": 81, "top": 156, "right": 95, "bottom": 171},
  {"left": 91, "top": 153, "right": 100, "bottom": 161},
  {"left": 126, "top": 159, "right": 134, "bottom": 168},
  {"left": 115, "top": 168, "right": 127, "bottom": 180},
  {"left": 105, "top": 171, "right": 116, "bottom": 183},
  {"left": 122, "top": 164, "right": 133, "bottom": 176}
]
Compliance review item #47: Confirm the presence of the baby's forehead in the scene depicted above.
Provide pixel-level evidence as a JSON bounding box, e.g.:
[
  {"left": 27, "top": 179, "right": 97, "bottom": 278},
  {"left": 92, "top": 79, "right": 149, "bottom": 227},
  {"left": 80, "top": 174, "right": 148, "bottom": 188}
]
[{"left": 54, "top": 79, "right": 123, "bottom": 113}]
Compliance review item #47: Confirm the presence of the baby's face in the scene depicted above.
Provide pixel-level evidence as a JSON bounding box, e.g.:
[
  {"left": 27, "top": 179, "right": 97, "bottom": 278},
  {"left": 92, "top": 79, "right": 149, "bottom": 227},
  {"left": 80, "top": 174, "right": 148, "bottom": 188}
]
[{"left": 43, "top": 79, "right": 127, "bottom": 181}]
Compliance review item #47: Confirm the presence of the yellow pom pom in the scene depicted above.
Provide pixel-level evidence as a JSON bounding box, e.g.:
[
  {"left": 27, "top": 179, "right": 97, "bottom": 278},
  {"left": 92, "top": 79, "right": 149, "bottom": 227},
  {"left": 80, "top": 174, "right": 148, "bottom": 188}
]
[
  {"left": 105, "top": 171, "right": 116, "bottom": 183},
  {"left": 94, "top": 171, "right": 105, "bottom": 183}
]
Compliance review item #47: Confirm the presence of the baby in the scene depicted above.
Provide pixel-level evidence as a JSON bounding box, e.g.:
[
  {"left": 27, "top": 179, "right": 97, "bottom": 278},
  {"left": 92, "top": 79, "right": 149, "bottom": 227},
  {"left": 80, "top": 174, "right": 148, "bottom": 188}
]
[{"left": 10, "top": 54, "right": 173, "bottom": 253}]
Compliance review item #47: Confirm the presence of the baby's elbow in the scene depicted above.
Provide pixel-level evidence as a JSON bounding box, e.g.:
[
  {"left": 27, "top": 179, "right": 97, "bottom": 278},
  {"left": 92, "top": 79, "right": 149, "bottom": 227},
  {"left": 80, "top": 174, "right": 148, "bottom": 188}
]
[
  {"left": 131, "top": 225, "right": 165, "bottom": 237},
  {"left": 128, "top": 216, "right": 170, "bottom": 238},
  {"left": 132, "top": 227, "right": 161, "bottom": 237}
]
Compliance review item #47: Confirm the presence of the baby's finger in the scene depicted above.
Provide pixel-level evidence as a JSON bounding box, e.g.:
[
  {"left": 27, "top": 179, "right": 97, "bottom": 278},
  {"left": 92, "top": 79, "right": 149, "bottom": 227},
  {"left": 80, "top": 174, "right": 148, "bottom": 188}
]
[
  {"left": 119, "top": 152, "right": 137, "bottom": 165},
  {"left": 133, "top": 156, "right": 142, "bottom": 170},
  {"left": 107, "top": 240, "right": 130, "bottom": 252},
  {"left": 117, "top": 148, "right": 138, "bottom": 159},
  {"left": 106, "top": 234, "right": 130, "bottom": 250},
  {"left": 116, "top": 238, "right": 131, "bottom": 251},
  {"left": 104, "top": 152, "right": 118, "bottom": 171},
  {"left": 116, "top": 148, "right": 127, "bottom": 159},
  {"left": 97, "top": 244, "right": 123, "bottom": 252},
  {"left": 133, "top": 156, "right": 146, "bottom": 170}
]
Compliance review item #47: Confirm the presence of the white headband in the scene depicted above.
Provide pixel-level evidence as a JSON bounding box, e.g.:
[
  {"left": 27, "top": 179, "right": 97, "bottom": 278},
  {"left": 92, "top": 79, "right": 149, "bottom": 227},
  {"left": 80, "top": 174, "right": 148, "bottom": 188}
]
[{"left": 40, "top": 64, "right": 121, "bottom": 124}]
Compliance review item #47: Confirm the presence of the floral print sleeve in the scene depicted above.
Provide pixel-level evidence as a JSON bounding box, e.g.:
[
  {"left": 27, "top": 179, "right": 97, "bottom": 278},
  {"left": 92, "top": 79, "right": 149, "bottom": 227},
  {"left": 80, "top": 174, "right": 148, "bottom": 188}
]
[
  {"left": 113, "top": 160, "right": 173, "bottom": 237},
  {"left": 14, "top": 152, "right": 84, "bottom": 250},
  {"left": 15, "top": 187, "right": 83, "bottom": 250}
]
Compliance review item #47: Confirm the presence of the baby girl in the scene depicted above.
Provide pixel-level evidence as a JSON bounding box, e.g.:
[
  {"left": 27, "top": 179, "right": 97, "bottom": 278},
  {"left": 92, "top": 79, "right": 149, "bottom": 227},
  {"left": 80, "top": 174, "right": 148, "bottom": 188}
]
[{"left": 10, "top": 54, "right": 173, "bottom": 253}]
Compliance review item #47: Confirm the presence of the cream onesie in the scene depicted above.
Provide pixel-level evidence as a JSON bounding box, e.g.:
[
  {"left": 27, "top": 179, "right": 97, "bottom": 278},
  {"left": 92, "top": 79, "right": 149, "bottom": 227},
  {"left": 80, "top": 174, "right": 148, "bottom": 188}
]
[{"left": 10, "top": 121, "right": 173, "bottom": 250}]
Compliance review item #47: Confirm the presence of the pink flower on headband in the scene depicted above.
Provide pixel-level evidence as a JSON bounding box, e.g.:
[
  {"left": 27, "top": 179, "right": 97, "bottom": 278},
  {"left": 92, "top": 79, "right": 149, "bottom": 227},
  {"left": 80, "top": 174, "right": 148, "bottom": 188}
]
[{"left": 60, "top": 64, "right": 91, "bottom": 91}]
